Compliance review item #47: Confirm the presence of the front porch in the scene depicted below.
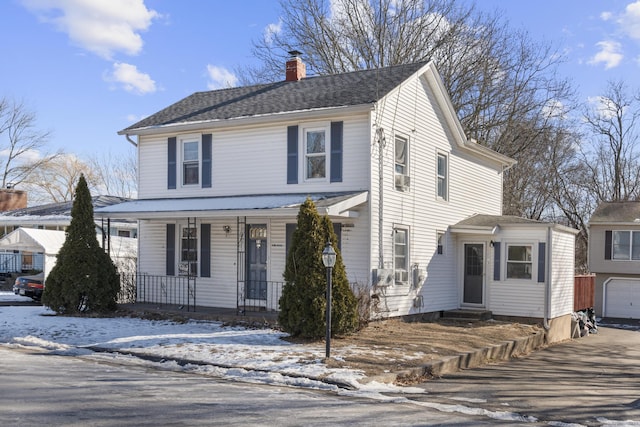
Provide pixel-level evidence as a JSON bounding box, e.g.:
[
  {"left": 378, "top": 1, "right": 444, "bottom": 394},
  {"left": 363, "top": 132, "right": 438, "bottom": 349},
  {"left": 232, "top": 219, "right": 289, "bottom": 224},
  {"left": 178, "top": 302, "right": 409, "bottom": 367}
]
[{"left": 118, "top": 273, "right": 284, "bottom": 315}]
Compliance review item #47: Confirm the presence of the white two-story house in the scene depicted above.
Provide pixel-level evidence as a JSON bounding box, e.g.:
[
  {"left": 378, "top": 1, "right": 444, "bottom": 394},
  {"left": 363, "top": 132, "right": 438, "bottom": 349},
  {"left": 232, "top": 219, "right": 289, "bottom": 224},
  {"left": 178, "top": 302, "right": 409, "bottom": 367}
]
[{"left": 98, "top": 55, "right": 577, "bottom": 342}]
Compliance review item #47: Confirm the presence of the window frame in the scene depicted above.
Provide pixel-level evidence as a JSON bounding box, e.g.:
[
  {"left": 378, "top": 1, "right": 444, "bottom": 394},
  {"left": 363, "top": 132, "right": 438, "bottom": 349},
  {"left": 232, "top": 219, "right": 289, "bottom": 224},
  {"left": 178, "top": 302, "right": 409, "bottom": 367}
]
[
  {"left": 393, "top": 226, "right": 410, "bottom": 285},
  {"left": 505, "top": 243, "right": 533, "bottom": 280},
  {"left": 303, "top": 125, "right": 329, "bottom": 181},
  {"left": 180, "top": 134, "right": 201, "bottom": 187},
  {"left": 436, "top": 231, "right": 445, "bottom": 255},
  {"left": 179, "top": 224, "right": 198, "bottom": 277},
  {"left": 612, "top": 230, "right": 640, "bottom": 260},
  {"left": 436, "top": 151, "right": 448, "bottom": 201},
  {"left": 394, "top": 135, "right": 409, "bottom": 177}
]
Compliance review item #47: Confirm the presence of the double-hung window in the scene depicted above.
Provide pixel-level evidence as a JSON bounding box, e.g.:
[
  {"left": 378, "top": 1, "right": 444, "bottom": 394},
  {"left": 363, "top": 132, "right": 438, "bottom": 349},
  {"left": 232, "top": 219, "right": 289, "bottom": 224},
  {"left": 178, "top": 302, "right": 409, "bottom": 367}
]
[
  {"left": 612, "top": 230, "right": 640, "bottom": 260},
  {"left": 437, "top": 152, "right": 448, "bottom": 200},
  {"left": 395, "top": 136, "right": 408, "bottom": 176},
  {"left": 506, "top": 244, "right": 532, "bottom": 279},
  {"left": 180, "top": 226, "right": 198, "bottom": 276},
  {"left": 305, "top": 128, "right": 326, "bottom": 179},
  {"left": 182, "top": 138, "right": 200, "bottom": 186},
  {"left": 394, "top": 227, "right": 409, "bottom": 284}
]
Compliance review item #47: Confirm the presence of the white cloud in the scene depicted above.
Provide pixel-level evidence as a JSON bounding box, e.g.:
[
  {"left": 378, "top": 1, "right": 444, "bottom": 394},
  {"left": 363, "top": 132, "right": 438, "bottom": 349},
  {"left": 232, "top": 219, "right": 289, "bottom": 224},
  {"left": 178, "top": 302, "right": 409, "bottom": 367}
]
[
  {"left": 105, "top": 62, "right": 156, "bottom": 94},
  {"left": 206, "top": 65, "right": 238, "bottom": 90},
  {"left": 600, "top": 11, "right": 613, "bottom": 21},
  {"left": 618, "top": 0, "right": 640, "bottom": 39},
  {"left": 0, "top": 148, "right": 42, "bottom": 163},
  {"left": 587, "top": 95, "right": 619, "bottom": 120},
  {"left": 264, "top": 20, "right": 282, "bottom": 45},
  {"left": 588, "top": 40, "right": 623, "bottom": 69},
  {"left": 20, "top": 0, "right": 159, "bottom": 59}
]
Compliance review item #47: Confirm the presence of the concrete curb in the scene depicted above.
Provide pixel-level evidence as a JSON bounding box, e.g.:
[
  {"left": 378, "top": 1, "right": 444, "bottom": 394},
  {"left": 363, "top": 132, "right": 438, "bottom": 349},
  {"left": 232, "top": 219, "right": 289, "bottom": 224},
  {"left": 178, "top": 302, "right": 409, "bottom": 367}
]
[
  {"left": 365, "top": 329, "right": 547, "bottom": 384},
  {"left": 85, "top": 346, "right": 358, "bottom": 390}
]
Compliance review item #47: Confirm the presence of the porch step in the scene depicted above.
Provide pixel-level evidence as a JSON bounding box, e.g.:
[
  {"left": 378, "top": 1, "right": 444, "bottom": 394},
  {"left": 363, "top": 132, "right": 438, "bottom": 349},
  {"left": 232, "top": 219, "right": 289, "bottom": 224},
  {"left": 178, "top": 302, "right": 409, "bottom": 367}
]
[{"left": 442, "top": 309, "right": 492, "bottom": 322}]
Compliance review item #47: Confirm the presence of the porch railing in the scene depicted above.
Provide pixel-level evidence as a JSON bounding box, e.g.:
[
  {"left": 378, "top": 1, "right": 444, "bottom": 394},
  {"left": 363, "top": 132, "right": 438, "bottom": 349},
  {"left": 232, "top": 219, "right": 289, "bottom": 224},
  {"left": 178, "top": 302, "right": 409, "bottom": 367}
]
[
  {"left": 118, "top": 273, "right": 196, "bottom": 312},
  {"left": 237, "top": 280, "right": 284, "bottom": 314}
]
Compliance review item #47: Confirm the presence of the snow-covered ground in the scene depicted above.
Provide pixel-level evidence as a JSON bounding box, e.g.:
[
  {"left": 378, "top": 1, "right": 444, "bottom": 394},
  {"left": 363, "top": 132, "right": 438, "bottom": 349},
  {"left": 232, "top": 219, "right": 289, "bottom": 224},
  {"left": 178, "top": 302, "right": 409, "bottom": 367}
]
[{"left": 2, "top": 291, "right": 637, "bottom": 426}]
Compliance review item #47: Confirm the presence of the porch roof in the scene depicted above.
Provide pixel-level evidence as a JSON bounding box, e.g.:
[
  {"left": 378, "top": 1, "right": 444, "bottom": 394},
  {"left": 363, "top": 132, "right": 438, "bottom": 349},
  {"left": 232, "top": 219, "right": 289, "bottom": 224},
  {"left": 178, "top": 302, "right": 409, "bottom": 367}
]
[
  {"left": 94, "top": 191, "right": 368, "bottom": 220},
  {"left": 450, "top": 214, "right": 578, "bottom": 235}
]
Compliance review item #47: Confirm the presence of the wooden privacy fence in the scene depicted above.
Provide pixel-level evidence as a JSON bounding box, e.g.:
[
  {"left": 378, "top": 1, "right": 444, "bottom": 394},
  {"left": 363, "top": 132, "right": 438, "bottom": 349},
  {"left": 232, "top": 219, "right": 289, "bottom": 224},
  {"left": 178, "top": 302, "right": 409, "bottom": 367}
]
[{"left": 574, "top": 274, "right": 595, "bottom": 312}]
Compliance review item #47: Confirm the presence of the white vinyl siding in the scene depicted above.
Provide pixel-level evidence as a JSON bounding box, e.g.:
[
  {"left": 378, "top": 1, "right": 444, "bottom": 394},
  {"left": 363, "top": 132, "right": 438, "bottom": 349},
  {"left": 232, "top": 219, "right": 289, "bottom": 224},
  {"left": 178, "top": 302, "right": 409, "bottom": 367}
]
[
  {"left": 137, "top": 116, "right": 370, "bottom": 199},
  {"left": 368, "top": 70, "right": 504, "bottom": 316}
]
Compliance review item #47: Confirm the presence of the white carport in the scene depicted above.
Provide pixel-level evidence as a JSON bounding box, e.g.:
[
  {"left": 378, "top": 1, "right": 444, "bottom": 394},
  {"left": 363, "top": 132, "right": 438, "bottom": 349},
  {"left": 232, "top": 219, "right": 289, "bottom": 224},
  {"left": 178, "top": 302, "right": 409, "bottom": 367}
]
[{"left": 0, "top": 228, "right": 65, "bottom": 280}]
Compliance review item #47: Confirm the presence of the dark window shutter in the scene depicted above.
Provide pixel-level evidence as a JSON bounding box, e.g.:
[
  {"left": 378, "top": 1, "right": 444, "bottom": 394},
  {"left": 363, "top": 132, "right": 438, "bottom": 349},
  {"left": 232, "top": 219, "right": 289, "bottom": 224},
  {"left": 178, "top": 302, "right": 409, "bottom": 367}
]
[
  {"left": 605, "top": 230, "right": 612, "bottom": 260},
  {"left": 538, "top": 242, "right": 546, "bottom": 283},
  {"left": 168, "top": 137, "right": 177, "bottom": 189},
  {"left": 493, "top": 242, "right": 501, "bottom": 281},
  {"left": 285, "top": 223, "right": 296, "bottom": 257},
  {"left": 202, "top": 134, "right": 212, "bottom": 188},
  {"left": 287, "top": 126, "right": 298, "bottom": 184},
  {"left": 333, "top": 222, "right": 342, "bottom": 251},
  {"left": 200, "top": 223, "right": 211, "bottom": 277},
  {"left": 330, "top": 121, "right": 343, "bottom": 182},
  {"left": 166, "top": 224, "right": 175, "bottom": 276}
]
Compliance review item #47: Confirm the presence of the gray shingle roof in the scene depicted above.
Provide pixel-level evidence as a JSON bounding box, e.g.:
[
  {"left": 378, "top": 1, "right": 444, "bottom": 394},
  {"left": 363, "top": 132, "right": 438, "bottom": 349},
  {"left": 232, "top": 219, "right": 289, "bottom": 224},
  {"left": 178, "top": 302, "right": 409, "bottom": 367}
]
[
  {"left": 590, "top": 201, "right": 640, "bottom": 223},
  {"left": 0, "top": 195, "right": 131, "bottom": 217},
  {"left": 121, "top": 61, "right": 429, "bottom": 133}
]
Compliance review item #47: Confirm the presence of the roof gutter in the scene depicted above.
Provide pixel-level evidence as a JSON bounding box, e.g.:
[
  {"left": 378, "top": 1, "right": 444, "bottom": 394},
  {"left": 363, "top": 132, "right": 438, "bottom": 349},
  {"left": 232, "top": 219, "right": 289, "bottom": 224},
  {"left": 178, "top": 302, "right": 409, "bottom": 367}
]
[{"left": 125, "top": 134, "right": 137, "bottom": 147}]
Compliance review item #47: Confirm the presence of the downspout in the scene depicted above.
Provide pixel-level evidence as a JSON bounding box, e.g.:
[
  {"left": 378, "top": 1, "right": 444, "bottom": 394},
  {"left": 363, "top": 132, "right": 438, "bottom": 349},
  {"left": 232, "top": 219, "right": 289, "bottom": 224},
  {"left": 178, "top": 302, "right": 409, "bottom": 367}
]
[
  {"left": 543, "top": 226, "right": 552, "bottom": 330},
  {"left": 125, "top": 134, "right": 137, "bottom": 147}
]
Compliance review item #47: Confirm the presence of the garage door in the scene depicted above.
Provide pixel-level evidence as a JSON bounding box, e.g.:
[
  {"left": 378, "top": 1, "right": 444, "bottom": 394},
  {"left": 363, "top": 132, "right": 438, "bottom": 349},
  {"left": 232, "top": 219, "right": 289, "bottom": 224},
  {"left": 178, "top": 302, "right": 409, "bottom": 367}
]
[{"left": 605, "top": 279, "right": 640, "bottom": 319}]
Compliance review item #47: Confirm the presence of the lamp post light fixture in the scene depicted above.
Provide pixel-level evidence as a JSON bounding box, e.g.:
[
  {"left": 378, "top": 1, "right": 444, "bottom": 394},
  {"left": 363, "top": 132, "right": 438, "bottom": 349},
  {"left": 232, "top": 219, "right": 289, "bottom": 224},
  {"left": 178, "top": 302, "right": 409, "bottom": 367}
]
[{"left": 321, "top": 240, "right": 336, "bottom": 359}]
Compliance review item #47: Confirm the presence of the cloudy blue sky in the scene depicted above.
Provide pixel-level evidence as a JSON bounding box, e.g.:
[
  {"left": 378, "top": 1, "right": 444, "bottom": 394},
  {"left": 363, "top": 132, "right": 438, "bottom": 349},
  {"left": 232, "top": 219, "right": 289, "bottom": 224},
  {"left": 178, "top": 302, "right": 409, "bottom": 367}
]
[{"left": 0, "top": 0, "right": 638, "bottom": 160}]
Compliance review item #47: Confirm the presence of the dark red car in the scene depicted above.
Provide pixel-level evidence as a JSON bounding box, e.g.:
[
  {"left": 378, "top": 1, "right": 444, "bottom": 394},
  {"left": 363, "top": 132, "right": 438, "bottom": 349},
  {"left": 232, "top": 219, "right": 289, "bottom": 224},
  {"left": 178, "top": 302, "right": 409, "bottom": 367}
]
[{"left": 12, "top": 273, "right": 45, "bottom": 301}]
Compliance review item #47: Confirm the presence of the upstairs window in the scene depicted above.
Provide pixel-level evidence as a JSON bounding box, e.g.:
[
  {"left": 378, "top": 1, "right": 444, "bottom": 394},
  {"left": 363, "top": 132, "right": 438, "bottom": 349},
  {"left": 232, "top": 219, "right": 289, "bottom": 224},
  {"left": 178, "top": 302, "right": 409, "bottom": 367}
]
[
  {"left": 305, "top": 129, "right": 326, "bottom": 179},
  {"left": 506, "top": 244, "right": 532, "bottom": 279},
  {"left": 612, "top": 230, "right": 640, "bottom": 260},
  {"left": 395, "top": 136, "right": 408, "bottom": 175},
  {"left": 182, "top": 139, "right": 199, "bottom": 186},
  {"left": 437, "top": 152, "right": 448, "bottom": 200}
]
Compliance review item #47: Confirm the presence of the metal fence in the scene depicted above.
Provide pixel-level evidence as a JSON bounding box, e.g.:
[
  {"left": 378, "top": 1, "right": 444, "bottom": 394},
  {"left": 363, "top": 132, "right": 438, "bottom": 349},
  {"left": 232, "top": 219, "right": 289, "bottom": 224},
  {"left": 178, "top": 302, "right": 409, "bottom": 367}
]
[
  {"left": 119, "top": 273, "right": 196, "bottom": 312},
  {"left": 237, "top": 280, "right": 284, "bottom": 314}
]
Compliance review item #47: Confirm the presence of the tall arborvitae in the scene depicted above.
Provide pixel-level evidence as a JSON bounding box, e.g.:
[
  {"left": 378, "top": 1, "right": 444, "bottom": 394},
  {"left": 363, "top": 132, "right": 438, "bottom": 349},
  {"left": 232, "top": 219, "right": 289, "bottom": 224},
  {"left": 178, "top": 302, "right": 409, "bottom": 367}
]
[
  {"left": 42, "top": 175, "right": 120, "bottom": 314},
  {"left": 279, "top": 198, "right": 358, "bottom": 338}
]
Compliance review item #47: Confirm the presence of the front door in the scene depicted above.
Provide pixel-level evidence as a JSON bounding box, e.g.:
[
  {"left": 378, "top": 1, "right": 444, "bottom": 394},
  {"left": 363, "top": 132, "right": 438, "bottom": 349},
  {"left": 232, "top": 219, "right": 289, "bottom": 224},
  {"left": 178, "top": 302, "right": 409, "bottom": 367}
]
[
  {"left": 246, "top": 224, "right": 268, "bottom": 300},
  {"left": 463, "top": 243, "right": 484, "bottom": 305}
]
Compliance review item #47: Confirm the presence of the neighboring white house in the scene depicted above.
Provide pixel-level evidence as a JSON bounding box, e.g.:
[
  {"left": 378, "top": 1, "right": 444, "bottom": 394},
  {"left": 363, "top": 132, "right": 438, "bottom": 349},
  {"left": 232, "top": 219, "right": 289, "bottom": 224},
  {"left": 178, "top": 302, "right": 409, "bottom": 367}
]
[
  {"left": 588, "top": 201, "right": 640, "bottom": 319},
  {"left": 0, "top": 196, "right": 136, "bottom": 274},
  {"left": 0, "top": 228, "right": 137, "bottom": 280},
  {"left": 97, "top": 56, "right": 576, "bottom": 342}
]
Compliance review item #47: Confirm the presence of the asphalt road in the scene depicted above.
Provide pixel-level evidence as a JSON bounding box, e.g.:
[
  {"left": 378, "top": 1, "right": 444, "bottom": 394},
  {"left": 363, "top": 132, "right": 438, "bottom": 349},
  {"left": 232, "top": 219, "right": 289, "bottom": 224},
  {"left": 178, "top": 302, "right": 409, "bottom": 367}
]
[
  {"left": 409, "top": 325, "right": 640, "bottom": 426},
  {"left": 0, "top": 346, "right": 494, "bottom": 426}
]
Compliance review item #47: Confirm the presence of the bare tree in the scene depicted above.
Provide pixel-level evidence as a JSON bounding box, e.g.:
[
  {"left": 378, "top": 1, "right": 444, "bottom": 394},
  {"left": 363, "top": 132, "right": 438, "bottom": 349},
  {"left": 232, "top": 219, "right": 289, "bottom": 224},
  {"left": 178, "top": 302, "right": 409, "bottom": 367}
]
[
  {"left": 0, "top": 97, "right": 59, "bottom": 189},
  {"left": 581, "top": 80, "right": 640, "bottom": 202},
  {"left": 88, "top": 148, "right": 137, "bottom": 199},
  {"left": 22, "top": 154, "right": 98, "bottom": 205}
]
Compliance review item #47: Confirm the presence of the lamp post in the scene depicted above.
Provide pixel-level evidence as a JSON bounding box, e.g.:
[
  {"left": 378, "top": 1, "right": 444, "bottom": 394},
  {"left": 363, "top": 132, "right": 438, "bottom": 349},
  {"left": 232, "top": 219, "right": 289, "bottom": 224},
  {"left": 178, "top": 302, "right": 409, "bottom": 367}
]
[{"left": 322, "top": 240, "right": 336, "bottom": 359}]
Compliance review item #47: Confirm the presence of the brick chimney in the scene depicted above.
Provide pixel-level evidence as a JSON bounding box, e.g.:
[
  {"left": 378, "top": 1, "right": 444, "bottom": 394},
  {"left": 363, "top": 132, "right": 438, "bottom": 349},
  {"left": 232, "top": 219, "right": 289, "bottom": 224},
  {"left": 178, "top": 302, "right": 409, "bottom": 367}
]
[
  {"left": 0, "top": 188, "right": 27, "bottom": 211},
  {"left": 285, "top": 50, "right": 306, "bottom": 81}
]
